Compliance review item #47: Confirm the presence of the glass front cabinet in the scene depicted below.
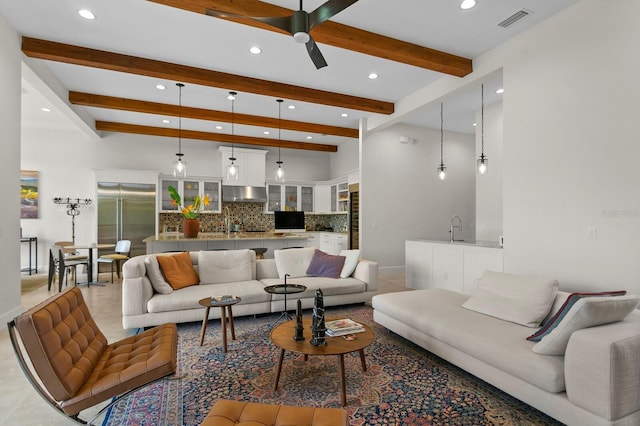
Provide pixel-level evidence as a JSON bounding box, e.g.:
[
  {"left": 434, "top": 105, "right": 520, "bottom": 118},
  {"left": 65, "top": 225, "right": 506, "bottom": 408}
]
[
  {"left": 266, "top": 183, "right": 314, "bottom": 213},
  {"left": 159, "top": 177, "right": 221, "bottom": 213}
]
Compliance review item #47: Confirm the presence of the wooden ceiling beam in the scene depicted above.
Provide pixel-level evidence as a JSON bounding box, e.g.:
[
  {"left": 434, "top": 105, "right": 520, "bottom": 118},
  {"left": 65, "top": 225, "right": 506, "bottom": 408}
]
[
  {"left": 70, "top": 92, "right": 358, "bottom": 139},
  {"left": 22, "top": 37, "right": 393, "bottom": 115},
  {"left": 95, "top": 121, "right": 338, "bottom": 152},
  {"left": 148, "top": 0, "right": 473, "bottom": 77}
]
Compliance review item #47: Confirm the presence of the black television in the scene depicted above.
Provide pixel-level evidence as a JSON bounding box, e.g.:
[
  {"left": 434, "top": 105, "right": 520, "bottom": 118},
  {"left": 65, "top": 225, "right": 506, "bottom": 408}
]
[{"left": 274, "top": 211, "right": 305, "bottom": 232}]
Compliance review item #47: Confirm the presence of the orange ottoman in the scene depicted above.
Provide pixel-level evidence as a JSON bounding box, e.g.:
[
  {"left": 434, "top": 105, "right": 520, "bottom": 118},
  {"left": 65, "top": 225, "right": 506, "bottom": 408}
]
[{"left": 200, "top": 399, "right": 348, "bottom": 426}]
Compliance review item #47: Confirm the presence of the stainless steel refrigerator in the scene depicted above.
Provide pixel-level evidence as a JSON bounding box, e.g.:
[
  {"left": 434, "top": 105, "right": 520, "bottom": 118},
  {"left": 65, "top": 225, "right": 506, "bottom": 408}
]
[{"left": 97, "top": 182, "right": 156, "bottom": 258}]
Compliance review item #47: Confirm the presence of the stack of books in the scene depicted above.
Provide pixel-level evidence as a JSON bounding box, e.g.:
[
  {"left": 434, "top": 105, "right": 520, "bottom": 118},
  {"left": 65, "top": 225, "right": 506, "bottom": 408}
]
[{"left": 325, "top": 319, "right": 365, "bottom": 336}]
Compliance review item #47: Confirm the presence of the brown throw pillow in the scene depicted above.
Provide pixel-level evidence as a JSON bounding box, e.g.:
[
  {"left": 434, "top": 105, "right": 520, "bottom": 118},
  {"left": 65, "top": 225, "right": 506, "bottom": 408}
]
[{"left": 156, "top": 251, "right": 199, "bottom": 290}]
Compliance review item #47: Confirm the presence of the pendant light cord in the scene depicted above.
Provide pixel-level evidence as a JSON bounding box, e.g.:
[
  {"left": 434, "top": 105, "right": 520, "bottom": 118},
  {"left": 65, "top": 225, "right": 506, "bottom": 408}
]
[
  {"left": 229, "top": 92, "right": 237, "bottom": 161},
  {"left": 177, "top": 83, "right": 184, "bottom": 158},
  {"left": 440, "top": 102, "right": 444, "bottom": 165},
  {"left": 277, "top": 99, "right": 283, "bottom": 163},
  {"left": 481, "top": 84, "right": 485, "bottom": 156}
]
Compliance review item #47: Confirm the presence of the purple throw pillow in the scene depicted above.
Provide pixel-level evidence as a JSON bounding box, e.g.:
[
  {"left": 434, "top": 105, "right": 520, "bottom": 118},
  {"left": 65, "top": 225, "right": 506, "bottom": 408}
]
[{"left": 306, "top": 249, "right": 346, "bottom": 279}]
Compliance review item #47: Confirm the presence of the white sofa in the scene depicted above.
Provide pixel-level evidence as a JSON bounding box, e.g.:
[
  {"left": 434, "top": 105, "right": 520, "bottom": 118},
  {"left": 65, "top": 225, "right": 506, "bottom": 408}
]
[
  {"left": 372, "top": 271, "right": 640, "bottom": 426},
  {"left": 122, "top": 248, "right": 378, "bottom": 329}
]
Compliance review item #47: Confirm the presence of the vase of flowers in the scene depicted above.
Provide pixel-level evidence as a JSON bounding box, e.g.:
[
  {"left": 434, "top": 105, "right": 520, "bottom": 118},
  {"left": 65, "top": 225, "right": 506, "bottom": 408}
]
[{"left": 168, "top": 185, "right": 210, "bottom": 238}]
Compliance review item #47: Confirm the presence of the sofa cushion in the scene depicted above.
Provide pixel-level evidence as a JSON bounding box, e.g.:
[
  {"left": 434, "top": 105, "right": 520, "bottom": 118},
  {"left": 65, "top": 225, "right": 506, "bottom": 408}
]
[
  {"left": 528, "top": 291, "right": 627, "bottom": 342},
  {"left": 147, "top": 279, "right": 270, "bottom": 313},
  {"left": 156, "top": 252, "right": 199, "bottom": 290},
  {"left": 462, "top": 271, "right": 559, "bottom": 327},
  {"left": 373, "top": 289, "right": 566, "bottom": 393},
  {"left": 274, "top": 247, "right": 316, "bottom": 279},
  {"left": 339, "top": 249, "right": 360, "bottom": 278},
  {"left": 532, "top": 295, "right": 640, "bottom": 355},
  {"left": 145, "top": 256, "right": 174, "bottom": 294},
  {"left": 261, "top": 276, "right": 366, "bottom": 300},
  {"left": 198, "top": 249, "right": 252, "bottom": 284},
  {"left": 306, "top": 249, "right": 345, "bottom": 279}
]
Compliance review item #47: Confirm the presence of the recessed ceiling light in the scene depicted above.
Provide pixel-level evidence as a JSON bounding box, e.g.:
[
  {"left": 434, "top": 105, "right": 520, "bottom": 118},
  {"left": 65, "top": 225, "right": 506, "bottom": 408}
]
[
  {"left": 216, "top": 125, "right": 223, "bottom": 130},
  {"left": 306, "top": 136, "right": 313, "bottom": 139},
  {"left": 341, "top": 113, "right": 349, "bottom": 117},
  {"left": 368, "top": 73, "right": 379, "bottom": 80},
  {"left": 78, "top": 9, "right": 95, "bottom": 20},
  {"left": 249, "top": 46, "right": 262, "bottom": 55},
  {"left": 41, "top": 107, "right": 51, "bottom": 112},
  {"left": 162, "top": 119, "right": 171, "bottom": 124},
  {"left": 227, "top": 93, "right": 236, "bottom": 100},
  {"left": 264, "top": 131, "right": 270, "bottom": 135},
  {"left": 288, "top": 105, "right": 296, "bottom": 110},
  {"left": 460, "top": 0, "right": 477, "bottom": 10},
  {"left": 496, "top": 88, "right": 504, "bottom": 94},
  {"left": 155, "top": 84, "right": 166, "bottom": 90},
  {"left": 473, "top": 122, "right": 477, "bottom": 127}
]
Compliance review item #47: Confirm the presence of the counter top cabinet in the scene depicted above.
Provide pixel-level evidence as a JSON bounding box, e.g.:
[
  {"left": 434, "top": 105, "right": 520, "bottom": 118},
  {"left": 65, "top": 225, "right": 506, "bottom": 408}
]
[
  {"left": 314, "top": 179, "right": 347, "bottom": 214},
  {"left": 406, "top": 240, "right": 503, "bottom": 294},
  {"left": 320, "top": 232, "right": 348, "bottom": 255},
  {"left": 160, "top": 177, "right": 221, "bottom": 213}
]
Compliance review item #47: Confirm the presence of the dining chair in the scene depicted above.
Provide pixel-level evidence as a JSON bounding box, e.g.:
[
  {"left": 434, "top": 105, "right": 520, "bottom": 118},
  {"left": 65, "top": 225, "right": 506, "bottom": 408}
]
[
  {"left": 48, "top": 245, "right": 89, "bottom": 292},
  {"left": 97, "top": 240, "right": 131, "bottom": 282},
  {"left": 53, "top": 241, "right": 88, "bottom": 281}
]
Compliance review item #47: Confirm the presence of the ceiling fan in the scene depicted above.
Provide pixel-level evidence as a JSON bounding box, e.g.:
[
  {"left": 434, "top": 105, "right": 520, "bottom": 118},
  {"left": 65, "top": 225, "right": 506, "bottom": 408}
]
[{"left": 206, "top": 0, "right": 359, "bottom": 69}]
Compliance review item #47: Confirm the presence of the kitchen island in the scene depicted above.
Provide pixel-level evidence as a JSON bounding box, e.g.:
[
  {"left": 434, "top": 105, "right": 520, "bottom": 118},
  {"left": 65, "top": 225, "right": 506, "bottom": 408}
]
[
  {"left": 406, "top": 238, "right": 503, "bottom": 294},
  {"left": 144, "top": 232, "right": 310, "bottom": 256}
]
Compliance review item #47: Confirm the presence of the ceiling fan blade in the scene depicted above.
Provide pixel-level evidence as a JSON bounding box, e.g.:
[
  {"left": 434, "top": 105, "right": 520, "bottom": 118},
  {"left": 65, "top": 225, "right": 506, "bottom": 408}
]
[
  {"left": 205, "top": 9, "right": 291, "bottom": 34},
  {"left": 308, "top": 0, "right": 359, "bottom": 29},
  {"left": 305, "top": 37, "right": 328, "bottom": 69}
]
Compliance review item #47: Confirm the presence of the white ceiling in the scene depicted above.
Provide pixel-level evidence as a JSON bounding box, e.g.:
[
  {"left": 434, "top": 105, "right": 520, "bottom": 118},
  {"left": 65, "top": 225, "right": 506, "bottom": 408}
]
[{"left": 2, "top": 0, "right": 577, "bottom": 144}]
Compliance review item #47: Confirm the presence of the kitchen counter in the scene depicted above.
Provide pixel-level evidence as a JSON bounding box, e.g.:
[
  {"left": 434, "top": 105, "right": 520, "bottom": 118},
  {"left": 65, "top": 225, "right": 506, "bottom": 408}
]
[
  {"left": 144, "top": 232, "right": 310, "bottom": 256},
  {"left": 144, "top": 232, "right": 310, "bottom": 242},
  {"left": 408, "top": 238, "right": 502, "bottom": 249}
]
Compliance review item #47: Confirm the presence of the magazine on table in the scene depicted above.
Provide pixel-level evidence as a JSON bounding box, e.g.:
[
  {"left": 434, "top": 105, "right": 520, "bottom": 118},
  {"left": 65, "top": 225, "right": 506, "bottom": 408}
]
[{"left": 325, "top": 319, "right": 364, "bottom": 336}]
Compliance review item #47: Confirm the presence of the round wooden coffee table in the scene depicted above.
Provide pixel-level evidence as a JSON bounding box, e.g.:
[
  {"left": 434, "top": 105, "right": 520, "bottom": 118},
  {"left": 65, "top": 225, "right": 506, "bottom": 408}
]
[
  {"left": 269, "top": 317, "right": 375, "bottom": 406},
  {"left": 199, "top": 296, "right": 241, "bottom": 352}
]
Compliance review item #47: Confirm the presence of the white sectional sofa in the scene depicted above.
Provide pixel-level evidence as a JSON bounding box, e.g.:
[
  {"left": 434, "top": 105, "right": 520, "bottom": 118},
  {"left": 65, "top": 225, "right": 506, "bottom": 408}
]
[
  {"left": 372, "top": 271, "right": 640, "bottom": 426},
  {"left": 122, "top": 248, "right": 378, "bottom": 329}
]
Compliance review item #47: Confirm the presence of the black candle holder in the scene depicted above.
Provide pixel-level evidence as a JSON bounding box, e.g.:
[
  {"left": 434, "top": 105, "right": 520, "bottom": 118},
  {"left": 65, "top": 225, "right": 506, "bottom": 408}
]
[{"left": 293, "top": 299, "right": 305, "bottom": 341}]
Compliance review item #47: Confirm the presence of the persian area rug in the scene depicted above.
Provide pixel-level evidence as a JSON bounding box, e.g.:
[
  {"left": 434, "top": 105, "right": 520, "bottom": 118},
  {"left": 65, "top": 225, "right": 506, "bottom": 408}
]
[{"left": 102, "top": 304, "right": 562, "bottom": 426}]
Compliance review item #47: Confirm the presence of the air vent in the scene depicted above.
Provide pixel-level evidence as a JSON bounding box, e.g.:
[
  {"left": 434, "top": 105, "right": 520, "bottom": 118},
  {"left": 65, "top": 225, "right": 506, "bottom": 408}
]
[{"left": 498, "top": 9, "right": 532, "bottom": 28}]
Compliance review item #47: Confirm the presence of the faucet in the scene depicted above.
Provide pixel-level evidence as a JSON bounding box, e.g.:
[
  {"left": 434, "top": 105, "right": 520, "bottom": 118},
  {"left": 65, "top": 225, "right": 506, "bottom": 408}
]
[
  {"left": 449, "top": 215, "right": 462, "bottom": 242},
  {"left": 224, "top": 206, "right": 231, "bottom": 236}
]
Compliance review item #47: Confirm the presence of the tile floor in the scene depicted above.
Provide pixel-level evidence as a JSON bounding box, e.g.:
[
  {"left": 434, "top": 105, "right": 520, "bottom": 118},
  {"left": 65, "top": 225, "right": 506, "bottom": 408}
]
[{"left": 1, "top": 268, "right": 409, "bottom": 425}]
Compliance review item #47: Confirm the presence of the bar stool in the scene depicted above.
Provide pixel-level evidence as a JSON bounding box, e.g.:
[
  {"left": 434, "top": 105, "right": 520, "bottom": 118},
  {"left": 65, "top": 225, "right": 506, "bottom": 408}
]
[{"left": 251, "top": 248, "right": 267, "bottom": 259}]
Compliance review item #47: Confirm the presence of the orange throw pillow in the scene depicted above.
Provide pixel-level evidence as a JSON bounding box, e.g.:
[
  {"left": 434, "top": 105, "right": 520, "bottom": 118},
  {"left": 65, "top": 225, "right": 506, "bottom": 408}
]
[{"left": 156, "top": 251, "right": 199, "bottom": 290}]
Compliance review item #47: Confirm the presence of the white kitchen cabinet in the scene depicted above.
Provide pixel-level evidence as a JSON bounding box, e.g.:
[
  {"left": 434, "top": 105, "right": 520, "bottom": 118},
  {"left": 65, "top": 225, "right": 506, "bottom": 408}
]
[
  {"left": 406, "top": 239, "right": 503, "bottom": 294},
  {"left": 159, "top": 176, "right": 221, "bottom": 213},
  {"left": 314, "top": 184, "right": 331, "bottom": 214},
  {"left": 219, "top": 147, "right": 267, "bottom": 186},
  {"left": 304, "top": 232, "right": 321, "bottom": 248},
  {"left": 320, "top": 232, "right": 348, "bottom": 255},
  {"left": 314, "top": 178, "right": 348, "bottom": 214}
]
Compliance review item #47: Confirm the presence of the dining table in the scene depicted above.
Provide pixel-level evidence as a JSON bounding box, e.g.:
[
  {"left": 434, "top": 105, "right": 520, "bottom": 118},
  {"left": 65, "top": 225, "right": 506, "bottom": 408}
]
[{"left": 67, "top": 243, "right": 115, "bottom": 286}]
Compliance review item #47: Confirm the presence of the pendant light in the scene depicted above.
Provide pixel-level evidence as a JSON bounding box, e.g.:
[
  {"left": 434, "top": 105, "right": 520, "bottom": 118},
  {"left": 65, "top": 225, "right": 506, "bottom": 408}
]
[
  {"left": 226, "top": 91, "right": 239, "bottom": 181},
  {"left": 477, "top": 84, "right": 489, "bottom": 174},
  {"left": 274, "top": 99, "right": 286, "bottom": 182},
  {"left": 172, "top": 83, "right": 187, "bottom": 177},
  {"left": 437, "top": 102, "right": 447, "bottom": 180}
]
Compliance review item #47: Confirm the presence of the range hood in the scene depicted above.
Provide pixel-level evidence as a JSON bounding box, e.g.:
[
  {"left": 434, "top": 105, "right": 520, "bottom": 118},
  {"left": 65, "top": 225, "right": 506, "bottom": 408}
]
[{"left": 222, "top": 185, "right": 268, "bottom": 203}]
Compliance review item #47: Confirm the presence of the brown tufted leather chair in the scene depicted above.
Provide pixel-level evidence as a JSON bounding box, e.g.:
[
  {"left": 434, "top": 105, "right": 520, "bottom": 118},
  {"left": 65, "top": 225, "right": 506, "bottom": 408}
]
[
  {"left": 8, "top": 287, "right": 177, "bottom": 424},
  {"left": 200, "top": 399, "right": 348, "bottom": 426}
]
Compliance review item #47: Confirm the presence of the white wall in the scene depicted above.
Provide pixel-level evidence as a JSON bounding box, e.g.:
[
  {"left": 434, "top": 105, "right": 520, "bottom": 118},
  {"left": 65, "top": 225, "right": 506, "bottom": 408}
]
[
  {"left": 475, "top": 102, "right": 503, "bottom": 242},
  {"left": 361, "top": 123, "right": 475, "bottom": 269},
  {"left": 500, "top": 0, "right": 640, "bottom": 293},
  {"left": 331, "top": 139, "right": 359, "bottom": 179},
  {"left": 0, "top": 15, "right": 23, "bottom": 323}
]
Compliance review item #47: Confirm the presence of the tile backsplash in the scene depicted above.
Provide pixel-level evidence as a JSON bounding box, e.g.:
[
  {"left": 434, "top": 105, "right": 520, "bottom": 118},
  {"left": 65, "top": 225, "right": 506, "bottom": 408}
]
[{"left": 160, "top": 202, "right": 347, "bottom": 233}]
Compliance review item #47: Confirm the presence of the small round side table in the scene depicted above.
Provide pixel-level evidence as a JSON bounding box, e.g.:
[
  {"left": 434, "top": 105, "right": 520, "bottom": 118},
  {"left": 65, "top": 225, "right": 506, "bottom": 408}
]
[{"left": 199, "top": 296, "right": 241, "bottom": 352}]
